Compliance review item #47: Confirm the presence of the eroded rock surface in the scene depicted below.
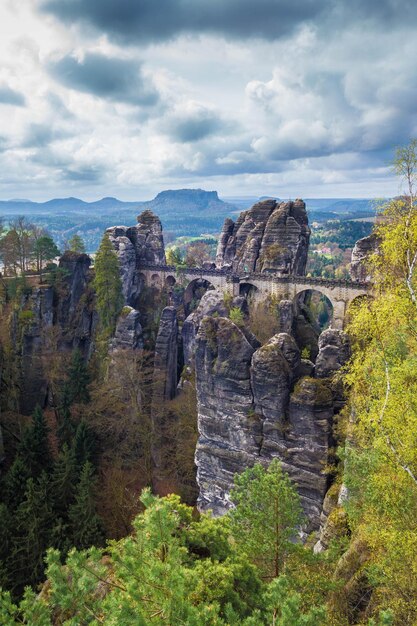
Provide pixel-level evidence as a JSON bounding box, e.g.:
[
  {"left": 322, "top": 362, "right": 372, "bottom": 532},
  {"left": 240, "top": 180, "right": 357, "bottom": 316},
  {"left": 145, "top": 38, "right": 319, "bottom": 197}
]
[
  {"left": 107, "top": 210, "right": 166, "bottom": 305},
  {"left": 17, "top": 252, "right": 97, "bottom": 414},
  {"left": 111, "top": 307, "right": 143, "bottom": 351},
  {"left": 287, "top": 377, "right": 334, "bottom": 524},
  {"left": 216, "top": 198, "right": 310, "bottom": 275},
  {"left": 182, "top": 289, "right": 254, "bottom": 366},
  {"left": 151, "top": 307, "right": 179, "bottom": 486},
  {"left": 195, "top": 316, "right": 340, "bottom": 529},
  {"left": 315, "top": 329, "right": 351, "bottom": 379},
  {"left": 350, "top": 233, "right": 380, "bottom": 281},
  {"left": 195, "top": 316, "right": 259, "bottom": 514}
]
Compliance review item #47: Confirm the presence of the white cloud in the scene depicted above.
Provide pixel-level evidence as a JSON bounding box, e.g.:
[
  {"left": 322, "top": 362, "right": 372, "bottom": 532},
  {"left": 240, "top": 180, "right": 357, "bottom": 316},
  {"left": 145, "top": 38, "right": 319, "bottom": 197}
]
[{"left": 0, "top": 0, "right": 415, "bottom": 199}]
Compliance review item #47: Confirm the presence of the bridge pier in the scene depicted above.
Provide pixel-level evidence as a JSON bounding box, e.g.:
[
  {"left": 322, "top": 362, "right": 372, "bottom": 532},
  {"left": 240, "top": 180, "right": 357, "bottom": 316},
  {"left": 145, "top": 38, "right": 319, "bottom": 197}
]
[{"left": 332, "top": 300, "right": 346, "bottom": 330}]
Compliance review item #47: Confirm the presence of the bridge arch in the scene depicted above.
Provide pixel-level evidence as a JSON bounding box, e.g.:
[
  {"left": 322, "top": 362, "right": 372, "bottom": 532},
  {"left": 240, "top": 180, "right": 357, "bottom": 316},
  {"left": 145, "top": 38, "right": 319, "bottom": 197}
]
[
  {"left": 294, "top": 288, "right": 334, "bottom": 331},
  {"left": 184, "top": 277, "right": 215, "bottom": 316},
  {"left": 239, "top": 282, "right": 259, "bottom": 300},
  {"left": 151, "top": 273, "right": 162, "bottom": 287},
  {"left": 165, "top": 274, "right": 176, "bottom": 287}
]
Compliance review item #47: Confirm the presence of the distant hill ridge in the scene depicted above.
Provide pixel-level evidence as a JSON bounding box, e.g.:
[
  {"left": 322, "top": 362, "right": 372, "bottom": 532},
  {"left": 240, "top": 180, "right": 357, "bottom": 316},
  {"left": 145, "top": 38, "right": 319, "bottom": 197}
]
[{"left": 0, "top": 189, "right": 231, "bottom": 214}]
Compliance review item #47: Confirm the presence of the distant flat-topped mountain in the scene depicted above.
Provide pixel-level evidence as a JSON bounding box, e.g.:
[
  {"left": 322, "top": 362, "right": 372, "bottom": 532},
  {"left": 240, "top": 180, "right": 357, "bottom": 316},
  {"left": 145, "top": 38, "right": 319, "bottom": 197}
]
[
  {"left": 140, "top": 188, "right": 236, "bottom": 216},
  {"left": 0, "top": 189, "right": 235, "bottom": 215}
]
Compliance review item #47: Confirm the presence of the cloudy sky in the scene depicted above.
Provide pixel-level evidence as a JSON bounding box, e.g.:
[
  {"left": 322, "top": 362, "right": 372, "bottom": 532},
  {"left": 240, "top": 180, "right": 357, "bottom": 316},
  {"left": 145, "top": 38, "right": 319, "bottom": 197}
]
[{"left": 0, "top": 0, "right": 415, "bottom": 201}]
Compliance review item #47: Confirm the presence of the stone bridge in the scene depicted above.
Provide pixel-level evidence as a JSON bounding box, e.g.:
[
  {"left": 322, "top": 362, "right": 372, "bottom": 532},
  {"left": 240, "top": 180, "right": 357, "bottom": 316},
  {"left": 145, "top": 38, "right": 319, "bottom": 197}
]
[{"left": 139, "top": 264, "right": 370, "bottom": 329}]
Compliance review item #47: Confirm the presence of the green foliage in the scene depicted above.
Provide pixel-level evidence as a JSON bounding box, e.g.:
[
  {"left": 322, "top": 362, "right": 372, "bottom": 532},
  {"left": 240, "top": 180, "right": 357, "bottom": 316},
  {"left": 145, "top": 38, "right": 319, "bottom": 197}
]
[
  {"left": 11, "top": 473, "right": 54, "bottom": 594},
  {"left": 301, "top": 346, "right": 311, "bottom": 359},
  {"left": 166, "top": 245, "right": 184, "bottom": 267},
  {"left": 3, "top": 455, "right": 31, "bottom": 509},
  {"left": 92, "top": 233, "right": 123, "bottom": 335},
  {"left": 229, "top": 306, "right": 245, "bottom": 327},
  {"left": 72, "top": 420, "right": 97, "bottom": 467},
  {"left": 18, "top": 405, "right": 53, "bottom": 477},
  {"left": 17, "top": 309, "right": 34, "bottom": 325},
  {"left": 67, "top": 348, "right": 90, "bottom": 404},
  {"left": 230, "top": 459, "right": 303, "bottom": 579},
  {"left": 243, "top": 575, "right": 327, "bottom": 625},
  {"left": 68, "top": 462, "right": 104, "bottom": 550},
  {"left": 67, "top": 233, "right": 86, "bottom": 254},
  {"left": 33, "top": 235, "right": 60, "bottom": 274},
  {"left": 50, "top": 444, "right": 78, "bottom": 519},
  {"left": 339, "top": 140, "right": 417, "bottom": 624},
  {"left": 0, "top": 468, "right": 324, "bottom": 624}
]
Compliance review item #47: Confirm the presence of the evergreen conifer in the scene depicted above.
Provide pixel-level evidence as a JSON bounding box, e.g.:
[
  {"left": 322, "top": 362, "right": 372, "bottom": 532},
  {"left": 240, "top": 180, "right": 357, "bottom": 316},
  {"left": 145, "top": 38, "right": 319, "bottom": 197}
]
[
  {"left": 92, "top": 233, "right": 123, "bottom": 335},
  {"left": 68, "top": 461, "right": 104, "bottom": 550}
]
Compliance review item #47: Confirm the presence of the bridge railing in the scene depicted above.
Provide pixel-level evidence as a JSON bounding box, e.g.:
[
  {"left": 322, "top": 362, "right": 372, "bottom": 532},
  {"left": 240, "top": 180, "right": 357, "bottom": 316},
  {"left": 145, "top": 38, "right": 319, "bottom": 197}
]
[{"left": 139, "top": 263, "right": 370, "bottom": 290}]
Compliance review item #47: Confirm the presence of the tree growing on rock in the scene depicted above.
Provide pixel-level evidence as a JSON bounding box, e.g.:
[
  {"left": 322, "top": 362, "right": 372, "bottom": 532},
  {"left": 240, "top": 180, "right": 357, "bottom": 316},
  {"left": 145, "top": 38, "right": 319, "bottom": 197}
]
[
  {"left": 93, "top": 233, "right": 123, "bottom": 336},
  {"left": 33, "top": 235, "right": 60, "bottom": 279},
  {"left": 67, "top": 234, "right": 86, "bottom": 254}
]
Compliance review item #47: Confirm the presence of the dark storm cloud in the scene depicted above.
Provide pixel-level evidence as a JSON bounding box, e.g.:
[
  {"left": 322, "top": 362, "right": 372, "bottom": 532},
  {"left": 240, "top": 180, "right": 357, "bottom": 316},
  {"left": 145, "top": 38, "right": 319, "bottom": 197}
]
[
  {"left": 0, "top": 85, "right": 26, "bottom": 107},
  {"left": 63, "top": 165, "right": 103, "bottom": 182},
  {"left": 48, "top": 52, "right": 159, "bottom": 105},
  {"left": 164, "top": 109, "right": 234, "bottom": 143},
  {"left": 40, "top": 0, "right": 417, "bottom": 44},
  {"left": 40, "top": 0, "right": 323, "bottom": 43},
  {"left": 22, "top": 123, "right": 70, "bottom": 148}
]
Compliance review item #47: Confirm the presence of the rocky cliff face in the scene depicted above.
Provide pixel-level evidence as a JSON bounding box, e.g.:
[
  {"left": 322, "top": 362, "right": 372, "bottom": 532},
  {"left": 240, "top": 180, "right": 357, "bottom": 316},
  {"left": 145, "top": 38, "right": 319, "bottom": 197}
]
[
  {"left": 107, "top": 210, "right": 166, "bottom": 306},
  {"left": 111, "top": 307, "right": 143, "bottom": 351},
  {"left": 216, "top": 198, "right": 310, "bottom": 275},
  {"left": 194, "top": 312, "right": 351, "bottom": 530},
  {"left": 151, "top": 307, "right": 179, "bottom": 489},
  {"left": 16, "top": 252, "right": 96, "bottom": 414},
  {"left": 182, "top": 289, "right": 252, "bottom": 367},
  {"left": 195, "top": 316, "right": 259, "bottom": 515},
  {"left": 17, "top": 286, "right": 54, "bottom": 414},
  {"left": 56, "top": 252, "right": 97, "bottom": 353},
  {"left": 350, "top": 233, "right": 380, "bottom": 281}
]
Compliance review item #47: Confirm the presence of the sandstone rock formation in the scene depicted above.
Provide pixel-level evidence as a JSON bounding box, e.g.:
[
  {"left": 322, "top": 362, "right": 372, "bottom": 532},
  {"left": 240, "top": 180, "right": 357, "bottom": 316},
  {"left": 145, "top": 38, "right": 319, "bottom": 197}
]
[
  {"left": 216, "top": 198, "right": 310, "bottom": 275},
  {"left": 151, "top": 307, "right": 179, "bottom": 487},
  {"left": 107, "top": 210, "right": 166, "bottom": 306},
  {"left": 194, "top": 314, "right": 343, "bottom": 529},
  {"left": 182, "top": 289, "right": 254, "bottom": 366},
  {"left": 287, "top": 377, "right": 334, "bottom": 524},
  {"left": 195, "top": 316, "right": 259, "bottom": 515},
  {"left": 152, "top": 307, "right": 179, "bottom": 403},
  {"left": 277, "top": 299, "right": 294, "bottom": 334},
  {"left": 350, "top": 233, "right": 380, "bottom": 281},
  {"left": 111, "top": 307, "right": 143, "bottom": 351},
  {"left": 57, "top": 252, "right": 97, "bottom": 352},
  {"left": 17, "top": 286, "right": 54, "bottom": 414},
  {"left": 315, "top": 329, "right": 351, "bottom": 379},
  {"left": 17, "top": 252, "right": 97, "bottom": 413}
]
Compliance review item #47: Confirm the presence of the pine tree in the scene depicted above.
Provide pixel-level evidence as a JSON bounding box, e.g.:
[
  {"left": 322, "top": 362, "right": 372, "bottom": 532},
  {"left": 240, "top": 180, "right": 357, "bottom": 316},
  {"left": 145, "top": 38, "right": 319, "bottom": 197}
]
[
  {"left": 92, "top": 233, "right": 123, "bottom": 335},
  {"left": 2, "top": 456, "right": 31, "bottom": 509},
  {"left": 72, "top": 421, "right": 96, "bottom": 467},
  {"left": 0, "top": 504, "right": 13, "bottom": 590},
  {"left": 11, "top": 473, "right": 53, "bottom": 594},
  {"left": 18, "top": 405, "right": 52, "bottom": 478},
  {"left": 56, "top": 400, "right": 75, "bottom": 450},
  {"left": 67, "top": 234, "right": 86, "bottom": 254},
  {"left": 229, "top": 459, "right": 303, "bottom": 579},
  {"left": 50, "top": 444, "right": 77, "bottom": 518},
  {"left": 68, "top": 462, "right": 104, "bottom": 550}
]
